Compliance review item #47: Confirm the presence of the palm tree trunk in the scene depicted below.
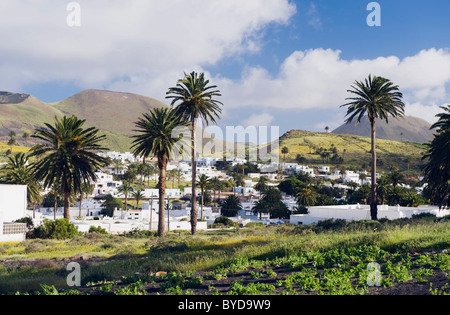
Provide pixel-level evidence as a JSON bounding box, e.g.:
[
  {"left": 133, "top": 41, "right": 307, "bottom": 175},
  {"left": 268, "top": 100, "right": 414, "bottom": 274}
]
[
  {"left": 150, "top": 195, "right": 153, "bottom": 231},
  {"left": 201, "top": 188, "right": 204, "bottom": 221},
  {"left": 370, "top": 118, "right": 378, "bottom": 220},
  {"left": 191, "top": 119, "right": 198, "bottom": 235},
  {"left": 158, "top": 156, "right": 167, "bottom": 237},
  {"left": 79, "top": 194, "right": 83, "bottom": 218},
  {"left": 64, "top": 191, "right": 71, "bottom": 220}
]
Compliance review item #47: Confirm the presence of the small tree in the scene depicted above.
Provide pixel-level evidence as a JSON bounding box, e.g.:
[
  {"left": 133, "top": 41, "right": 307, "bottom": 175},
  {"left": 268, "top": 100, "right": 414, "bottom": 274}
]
[{"left": 220, "top": 195, "right": 242, "bottom": 217}]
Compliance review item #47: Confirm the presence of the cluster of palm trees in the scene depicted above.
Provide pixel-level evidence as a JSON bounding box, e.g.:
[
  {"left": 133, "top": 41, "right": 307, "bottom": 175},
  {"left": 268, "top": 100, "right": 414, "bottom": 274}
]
[
  {"left": 1, "top": 72, "right": 448, "bottom": 238},
  {"left": 132, "top": 72, "right": 223, "bottom": 237}
]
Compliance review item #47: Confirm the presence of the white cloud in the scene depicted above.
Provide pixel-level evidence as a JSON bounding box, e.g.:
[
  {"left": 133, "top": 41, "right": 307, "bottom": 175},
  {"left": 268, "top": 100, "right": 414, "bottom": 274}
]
[
  {"left": 242, "top": 113, "right": 275, "bottom": 127},
  {"left": 0, "top": 0, "right": 296, "bottom": 93},
  {"left": 216, "top": 48, "right": 450, "bottom": 124}
]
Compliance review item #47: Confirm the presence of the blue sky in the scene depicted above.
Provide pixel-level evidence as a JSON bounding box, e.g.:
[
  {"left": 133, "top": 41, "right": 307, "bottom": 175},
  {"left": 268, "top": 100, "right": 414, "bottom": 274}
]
[{"left": 1, "top": 0, "right": 450, "bottom": 141}]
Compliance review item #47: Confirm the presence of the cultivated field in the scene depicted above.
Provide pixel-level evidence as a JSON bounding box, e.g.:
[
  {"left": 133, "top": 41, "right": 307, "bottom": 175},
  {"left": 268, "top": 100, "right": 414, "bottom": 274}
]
[{"left": 1, "top": 216, "right": 449, "bottom": 295}]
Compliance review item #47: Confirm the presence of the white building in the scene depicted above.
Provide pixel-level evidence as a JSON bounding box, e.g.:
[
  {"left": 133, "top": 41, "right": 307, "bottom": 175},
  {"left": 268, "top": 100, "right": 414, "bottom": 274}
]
[
  {"left": 142, "top": 188, "right": 182, "bottom": 200},
  {"left": 317, "top": 166, "right": 330, "bottom": 174},
  {"left": 0, "top": 185, "right": 28, "bottom": 242},
  {"left": 98, "top": 151, "right": 142, "bottom": 164},
  {"left": 290, "top": 204, "right": 450, "bottom": 226},
  {"left": 343, "top": 170, "right": 361, "bottom": 184},
  {"left": 93, "top": 172, "right": 122, "bottom": 197}
]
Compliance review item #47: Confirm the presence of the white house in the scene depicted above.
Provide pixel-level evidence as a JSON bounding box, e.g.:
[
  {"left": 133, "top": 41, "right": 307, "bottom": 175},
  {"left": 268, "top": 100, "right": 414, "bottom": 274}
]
[
  {"left": 142, "top": 188, "right": 182, "bottom": 200},
  {"left": 290, "top": 204, "right": 450, "bottom": 226},
  {"left": 317, "top": 166, "right": 330, "bottom": 174},
  {"left": 343, "top": 170, "right": 361, "bottom": 184},
  {"left": 0, "top": 185, "right": 28, "bottom": 242},
  {"left": 93, "top": 172, "right": 122, "bottom": 197}
]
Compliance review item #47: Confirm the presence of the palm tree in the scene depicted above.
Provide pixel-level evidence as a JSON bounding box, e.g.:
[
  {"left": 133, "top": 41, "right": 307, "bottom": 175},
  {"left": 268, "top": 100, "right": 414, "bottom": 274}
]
[
  {"left": 132, "top": 189, "right": 145, "bottom": 209},
  {"left": 29, "top": 115, "right": 108, "bottom": 220},
  {"left": 131, "top": 107, "right": 189, "bottom": 237},
  {"left": 341, "top": 75, "right": 405, "bottom": 220},
  {"left": 118, "top": 181, "right": 134, "bottom": 212},
  {"left": 208, "top": 176, "right": 220, "bottom": 205},
  {"left": 281, "top": 147, "right": 289, "bottom": 162},
  {"left": 196, "top": 174, "right": 210, "bottom": 220},
  {"left": 1, "top": 152, "right": 42, "bottom": 218},
  {"left": 79, "top": 181, "right": 94, "bottom": 217},
  {"left": 422, "top": 105, "right": 450, "bottom": 209},
  {"left": 166, "top": 71, "right": 223, "bottom": 235},
  {"left": 220, "top": 195, "right": 242, "bottom": 217}
]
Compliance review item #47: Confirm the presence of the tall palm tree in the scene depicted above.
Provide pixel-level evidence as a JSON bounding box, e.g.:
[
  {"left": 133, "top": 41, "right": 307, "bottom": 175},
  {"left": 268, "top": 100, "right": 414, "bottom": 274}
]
[
  {"left": 423, "top": 105, "right": 450, "bottom": 209},
  {"left": 166, "top": 71, "right": 223, "bottom": 235},
  {"left": 196, "top": 174, "right": 210, "bottom": 220},
  {"left": 131, "top": 107, "right": 188, "bottom": 237},
  {"left": 29, "top": 115, "right": 108, "bottom": 220},
  {"left": 341, "top": 75, "right": 405, "bottom": 220}
]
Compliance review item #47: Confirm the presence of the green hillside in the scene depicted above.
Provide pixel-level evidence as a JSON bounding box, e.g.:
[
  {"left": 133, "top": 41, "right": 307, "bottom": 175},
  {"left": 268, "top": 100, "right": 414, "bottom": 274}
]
[
  {"left": 279, "top": 130, "right": 427, "bottom": 173},
  {"left": 0, "top": 90, "right": 167, "bottom": 152}
]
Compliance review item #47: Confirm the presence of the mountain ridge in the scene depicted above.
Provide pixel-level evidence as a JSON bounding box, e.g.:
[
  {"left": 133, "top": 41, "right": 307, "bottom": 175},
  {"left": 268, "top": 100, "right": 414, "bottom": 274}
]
[{"left": 332, "top": 116, "right": 435, "bottom": 144}]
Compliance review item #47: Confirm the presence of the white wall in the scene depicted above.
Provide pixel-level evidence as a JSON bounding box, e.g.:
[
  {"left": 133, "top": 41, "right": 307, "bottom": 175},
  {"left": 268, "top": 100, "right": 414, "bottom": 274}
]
[{"left": 0, "top": 185, "right": 27, "bottom": 222}]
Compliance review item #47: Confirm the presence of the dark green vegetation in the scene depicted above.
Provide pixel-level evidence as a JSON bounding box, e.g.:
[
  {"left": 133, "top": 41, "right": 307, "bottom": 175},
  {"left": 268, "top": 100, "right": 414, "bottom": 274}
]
[{"left": 1, "top": 216, "right": 449, "bottom": 295}]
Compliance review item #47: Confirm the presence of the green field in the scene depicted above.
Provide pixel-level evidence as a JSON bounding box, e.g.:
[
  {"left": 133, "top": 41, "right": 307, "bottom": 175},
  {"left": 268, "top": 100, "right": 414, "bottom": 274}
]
[{"left": 1, "top": 216, "right": 449, "bottom": 295}]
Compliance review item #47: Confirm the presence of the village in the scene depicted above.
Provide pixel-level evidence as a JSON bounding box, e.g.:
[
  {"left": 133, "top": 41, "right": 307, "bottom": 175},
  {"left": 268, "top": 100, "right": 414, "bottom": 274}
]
[{"left": 1, "top": 151, "right": 447, "bottom": 243}]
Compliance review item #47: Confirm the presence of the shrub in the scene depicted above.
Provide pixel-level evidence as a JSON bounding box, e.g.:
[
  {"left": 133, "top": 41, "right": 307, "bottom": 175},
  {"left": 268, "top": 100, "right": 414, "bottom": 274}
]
[
  {"left": 213, "top": 216, "right": 238, "bottom": 227},
  {"left": 33, "top": 219, "right": 79, "bottom": 240},
  {"left": 88, "top": 226, "right": 108, "bottom": 234}
]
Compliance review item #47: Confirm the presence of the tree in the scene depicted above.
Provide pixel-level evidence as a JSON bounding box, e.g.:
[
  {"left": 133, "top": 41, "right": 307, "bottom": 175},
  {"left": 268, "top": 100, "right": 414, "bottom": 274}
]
[
  {"left": 254, "top": 176, "right": 269, "bottom": 197},
  {"left": 296, "top": 154, "right": 306, "bottom": 165},
  {"left": 422, "top": 105, "right": 450, "bottom": 209},
  {"left": 118, "top": 181, "right": 134, "bottom": 212},
  {"left": 341, "top": 75, "right": 405, "bottom": 220},
  {"left": 29, "top": 115, "right": 108, "bottom": 220},
  {"left": 101, "top": 195, "right": 122, "bottom": 217},
  {"left": 131, "top": 189, "right": 145, "bottom": 209},
  {"left": 196, "top": 174, "right": 210, "bottom": 220},
  {"left": 296, "top": 188, "right": 317, "bottom": 208},
  {"left": 79, "top": 181, "right": 94, "bottom": 217},
  {"left": 0, "top": 153, "right": 42, "bottom": 218},
  {"left": 166, "top": 71, "right": 223, "bottom": 235},
  {"left": 220, "top": 195, "right": 242, "bottom": 217},
  {"left": 281, "top": 146, "right": 289, "bottom": 162},
  {"left": 131, "top": 107, "right": 189, "bottom": 237},
  {"left": 253, "top": 188, "right": 289, "bottom": 219}
]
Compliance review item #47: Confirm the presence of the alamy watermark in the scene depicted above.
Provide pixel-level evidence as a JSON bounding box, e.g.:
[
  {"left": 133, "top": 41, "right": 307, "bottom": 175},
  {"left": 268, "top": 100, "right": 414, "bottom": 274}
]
[
  {"left": 367, "top": 2, "right": 381, "bottom": 27},
  {"left": 66, "top": 262, "right": 81, "bottom": 287},
  {"left": 67, "top": 2, "right": 81, "bottom": 27},
  {"left": 170, "top": 125, "right": 280, "bottom": 163},
  {"left": 366, "top": 262, "right": 382, "bottom": 287}
]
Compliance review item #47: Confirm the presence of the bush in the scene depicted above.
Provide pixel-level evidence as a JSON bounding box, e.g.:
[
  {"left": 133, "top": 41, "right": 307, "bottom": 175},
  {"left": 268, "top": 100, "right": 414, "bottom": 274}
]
[
  {"left": 33, "top": 219, "right": 79, "bottom": 240},
  {"left": 213, "top": 216, "right": 238, "bottom": 227},
  {"left": 88, "top": 226, "right": 108, "bottom": 234}
]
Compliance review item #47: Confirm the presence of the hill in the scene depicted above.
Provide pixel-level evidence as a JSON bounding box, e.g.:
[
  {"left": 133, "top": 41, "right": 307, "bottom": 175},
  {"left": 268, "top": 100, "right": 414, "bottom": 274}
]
[
  {"left": 0, "top": 90, "right": 167, "bottom": 152},
  {"left": 278, "top": 129, "right": 427, "bottom": 173},
  {"left": 332, "top": 116, "right": 435, "bottom": 144}
]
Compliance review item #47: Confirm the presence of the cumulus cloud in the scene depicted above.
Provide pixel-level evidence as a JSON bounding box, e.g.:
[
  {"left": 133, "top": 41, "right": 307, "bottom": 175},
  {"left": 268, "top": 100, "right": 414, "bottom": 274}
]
[
  {"left": 0, "top": 0, "right": 296, "bottom": 95},
  {"left": 241, "top": 113, "right": 275, "bottom": 127},
  {"left": 217, "top": 48, "right": 450, "bottom": 124}
]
